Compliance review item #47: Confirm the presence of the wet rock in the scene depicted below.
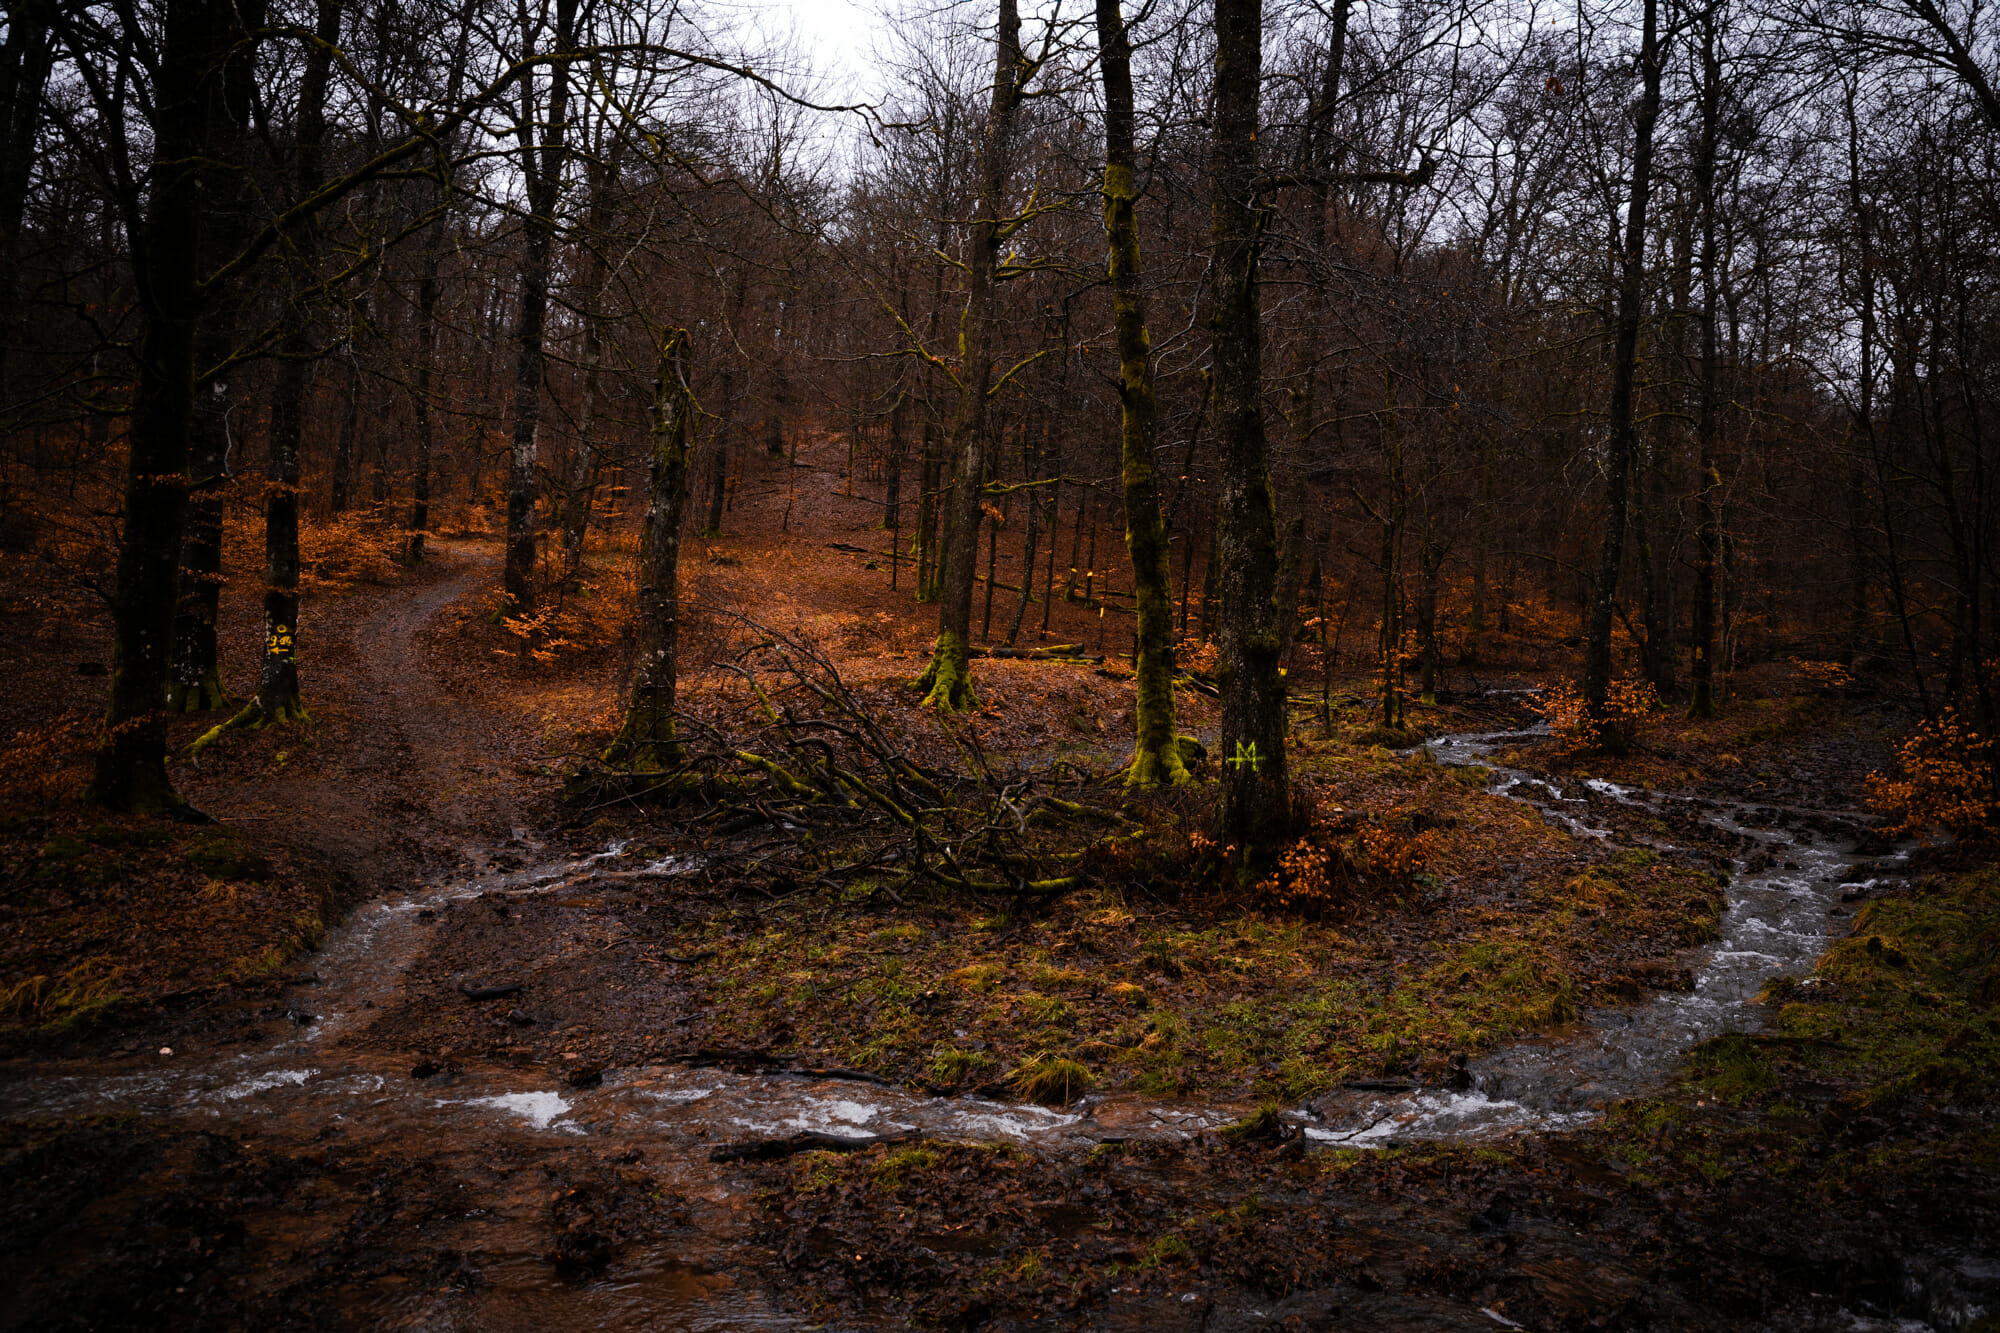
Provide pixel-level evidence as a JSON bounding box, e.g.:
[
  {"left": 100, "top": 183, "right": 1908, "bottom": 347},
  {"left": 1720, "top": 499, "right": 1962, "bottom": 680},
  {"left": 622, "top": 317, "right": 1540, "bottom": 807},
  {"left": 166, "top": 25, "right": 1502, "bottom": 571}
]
[{"left": 506, "top": 1008, "right": 536, "bottom": 1026}]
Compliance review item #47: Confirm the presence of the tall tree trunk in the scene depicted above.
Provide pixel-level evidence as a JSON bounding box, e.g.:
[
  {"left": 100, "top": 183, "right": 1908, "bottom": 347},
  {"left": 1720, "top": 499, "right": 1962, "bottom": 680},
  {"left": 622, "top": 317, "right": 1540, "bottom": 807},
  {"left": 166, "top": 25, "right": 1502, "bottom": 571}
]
[
  {"left": 1415, "top": 536, "right": 1441, "bottom": 704},
  {"left": 1582, "top": 0, "right": 1664, "bottom": 748},
  {"left": 166, "top": 0, "right": 263, "bottom": 713},
  {"left": 86, "top": 0, "right": 228, "bottom": 811},
  {"left": 409, "top": 8, "right": 475, "bottom": 565},
  {"left": 1467, "top": 433, "right": 1492, "bottom": 664},
  {"left": 1211, "top": 0, "right": 1289, "bottom": 850},
  {"left": 916, "top": 413, "right": 941, "bottom": 599},
  {"left": 703, "top": 269, "right": 750, "bottom": 539},
  {"left": 918, "top": 0, "right": 1028, "bottom": 710},
  {"left": 704, "top": 363, "right": 734, "bottom": 538},
  {"left": 884, "top": 387, "right": 907, "bottom": 534},
  {"left": 410, "top": 262, "right": 440, "bottom": 563},
  {"left": 1005, "top": 416, "right": 1048, "bottom": 645},
  {"left": 504, "top": 0, "right": 578, "bottom": 616},
  {"left": 1098, "top": 0, "right": 1187, "bottom": 785},
  {"left": 604, "top": 330, "right": 695, "bottom": 771},
  {"left": 561, "top": 156, "right": 618, "bottom": 574},
  {"left": 193, "top": 0, "right": 337, "bottom": 748},
  {"left": 0, "top": 0, "right": 55, "bottom": 408},
  {"left": 1690, "top": 9, "right": 1725, "bottom": 718}
]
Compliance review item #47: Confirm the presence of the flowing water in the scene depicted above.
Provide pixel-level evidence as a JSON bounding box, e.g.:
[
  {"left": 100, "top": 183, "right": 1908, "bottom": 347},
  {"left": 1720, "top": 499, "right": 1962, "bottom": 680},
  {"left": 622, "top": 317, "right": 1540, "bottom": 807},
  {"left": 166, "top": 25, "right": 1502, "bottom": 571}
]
[
  {"left": 1298, "top": 725, "right": 1898, "bottom": 1147},
  {"left": 0, "top": 724, "right": 1906, "bottom": 1329}
]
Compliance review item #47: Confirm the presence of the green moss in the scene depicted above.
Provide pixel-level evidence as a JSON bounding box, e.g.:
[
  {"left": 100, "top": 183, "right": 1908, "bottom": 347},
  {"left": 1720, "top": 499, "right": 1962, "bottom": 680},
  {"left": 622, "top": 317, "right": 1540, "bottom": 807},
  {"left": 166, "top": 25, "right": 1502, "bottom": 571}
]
[
  {"left": 918, "top": 629, "right": 977, "bottom": 711},
  {"left": 182, "top": 830, "right": 272, "bottom": 881},
  {"left": 1686, "top": 1032, "right": 1776, "bottom": 1104},
  {"left": 871, "top": 1146, "right": 939, "bottom": 1192}
]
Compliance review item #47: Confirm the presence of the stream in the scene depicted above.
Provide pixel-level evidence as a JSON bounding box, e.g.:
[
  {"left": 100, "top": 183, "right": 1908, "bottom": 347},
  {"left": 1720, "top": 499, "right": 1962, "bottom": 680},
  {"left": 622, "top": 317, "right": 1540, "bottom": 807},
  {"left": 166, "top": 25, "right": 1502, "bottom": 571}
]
[
  {"left": 0, "top": 725, "right": 1904, "bottom": 1329},
  {"left": 1296, "top": 725, "right": 1896, "bottom": 1146}
]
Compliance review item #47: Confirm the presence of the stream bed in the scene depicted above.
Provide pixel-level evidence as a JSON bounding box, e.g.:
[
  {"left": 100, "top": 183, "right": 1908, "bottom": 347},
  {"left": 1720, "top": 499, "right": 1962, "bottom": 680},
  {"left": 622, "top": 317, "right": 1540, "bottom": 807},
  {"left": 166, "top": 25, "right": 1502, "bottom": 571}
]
[{"left": 0, "top": 726, "right": 1913, "bottom": 1330}]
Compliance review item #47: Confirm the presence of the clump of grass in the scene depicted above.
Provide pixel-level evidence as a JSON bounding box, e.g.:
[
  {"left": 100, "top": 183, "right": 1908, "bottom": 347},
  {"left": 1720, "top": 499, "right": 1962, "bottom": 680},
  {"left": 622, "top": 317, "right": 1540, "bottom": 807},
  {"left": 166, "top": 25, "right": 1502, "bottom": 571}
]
[
  {"left": 1137, "top": 1233, "right": 1190, "bottom": 1269},
  {"left": 0, "top": 960, "right": 125, "bottom": 1033},
  {"left": 928, "top": 1046, "right": 994, "bottom": 1086},
  {"left": 1011, "top": 1053, "right": 1092, "bottom": 1105},
  {"left": 1219, "top": 1104, "right": 1285, "bottom": 1141},
  {"left": 1107, "top": 981, "right": 1149, "bottom": 1008},
  {"left": 1018, "top": 992, "right": 1075, "bottom": 1028},
  {"left": 950, "top": 962, "right": 1006, "bottom": 992}
]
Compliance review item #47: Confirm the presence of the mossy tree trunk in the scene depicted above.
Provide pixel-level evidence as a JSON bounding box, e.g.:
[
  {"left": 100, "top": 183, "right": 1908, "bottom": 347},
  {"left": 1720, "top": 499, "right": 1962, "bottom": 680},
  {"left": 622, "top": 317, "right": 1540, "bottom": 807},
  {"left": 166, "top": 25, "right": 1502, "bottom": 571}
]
[
  {"left": 87, "top": 0, "right": 231, "bottom": 811},
  {"left": 919, "top": 0, "right": 1031, "bottom": 712},
  {"left": 605, "top": 330, "right": 696, "bottom": 771},
  {"left": 915, "top": 414, "right": 941, "bottom": 600},
  {"left": 1098, "top": 0, "right": 1186, "bottom": 786},
  {"left": 1210, "top": 0, "right": 1289, "bottom": 850},
  {"left": 1582, "top": 0, "right": 1664, "bottom": 745}
]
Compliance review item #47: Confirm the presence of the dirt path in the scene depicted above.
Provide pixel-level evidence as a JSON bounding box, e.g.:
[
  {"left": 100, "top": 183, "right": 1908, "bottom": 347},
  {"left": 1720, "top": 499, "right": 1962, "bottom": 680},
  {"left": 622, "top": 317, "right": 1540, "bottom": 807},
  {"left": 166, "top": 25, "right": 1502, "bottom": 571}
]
[{"left": 185, "top": 540, "right": 529, "bottom": 883}]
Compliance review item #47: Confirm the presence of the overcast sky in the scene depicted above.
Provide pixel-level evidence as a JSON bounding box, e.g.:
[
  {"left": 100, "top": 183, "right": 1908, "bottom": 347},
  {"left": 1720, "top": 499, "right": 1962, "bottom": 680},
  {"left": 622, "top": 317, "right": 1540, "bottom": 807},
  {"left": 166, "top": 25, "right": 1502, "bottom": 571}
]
[{"left": 747, "top": 0, "right": 890, "bottom": 98}]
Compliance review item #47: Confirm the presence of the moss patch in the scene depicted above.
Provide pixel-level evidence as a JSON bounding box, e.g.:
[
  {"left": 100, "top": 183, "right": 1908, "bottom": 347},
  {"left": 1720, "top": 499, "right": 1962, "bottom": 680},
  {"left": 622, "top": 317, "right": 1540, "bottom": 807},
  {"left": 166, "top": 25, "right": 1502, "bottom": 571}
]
[{"left": 643, "top": 745, "right": 1726, "bottom": 1100}]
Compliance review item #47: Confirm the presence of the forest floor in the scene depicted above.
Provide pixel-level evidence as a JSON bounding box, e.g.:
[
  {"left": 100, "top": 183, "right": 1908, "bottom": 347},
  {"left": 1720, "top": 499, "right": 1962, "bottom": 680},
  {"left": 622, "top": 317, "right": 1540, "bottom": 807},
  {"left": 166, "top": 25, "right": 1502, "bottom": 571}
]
[{"left": 0, "top": 432, "right": 1994, "bottom": 1330}]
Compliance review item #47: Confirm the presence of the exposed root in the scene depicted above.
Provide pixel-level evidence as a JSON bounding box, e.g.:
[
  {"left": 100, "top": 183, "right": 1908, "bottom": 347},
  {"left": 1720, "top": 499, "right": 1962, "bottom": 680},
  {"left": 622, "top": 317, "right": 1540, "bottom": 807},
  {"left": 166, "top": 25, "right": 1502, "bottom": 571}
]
[
  {"left": 165, "top": 671, "right": 230, "bottom": 714},
  {"left": 917, "top": 629, "right": 978, "bottom": 711},
  {"left": 186, "top": 695, "right": 310, "bottom": 757}
]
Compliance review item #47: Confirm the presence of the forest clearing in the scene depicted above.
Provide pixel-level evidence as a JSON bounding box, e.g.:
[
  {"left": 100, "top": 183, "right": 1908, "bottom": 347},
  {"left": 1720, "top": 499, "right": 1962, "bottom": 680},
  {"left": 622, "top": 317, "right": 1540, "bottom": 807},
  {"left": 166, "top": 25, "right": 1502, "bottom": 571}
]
[{"left": 2, "top": 0, "right": 1998, "bottom": 1328}]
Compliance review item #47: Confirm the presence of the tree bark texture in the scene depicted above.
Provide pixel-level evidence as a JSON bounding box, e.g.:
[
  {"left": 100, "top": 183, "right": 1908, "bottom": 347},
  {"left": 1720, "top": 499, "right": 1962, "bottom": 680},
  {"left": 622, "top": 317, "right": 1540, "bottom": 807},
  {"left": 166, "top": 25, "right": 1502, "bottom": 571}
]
[
  {"left": 919, "top": 0, "right": 1027, "bottom": 711},
  {"left": 606, "top": 330, "right": 695, "bottom": 771},
  {"left": 504, "top": 0, "right": 579, "bottom": 615},
  {"left": 1097, "top": 0, "right": 1187, "bottom": 786},
  {"left": 1210, "top": 0, "right": 1290, "bottom": 849},
  {"left": 1582, "top": 0, "right": 1664, "bottom": 747},
  {"left": 0, "top": 0, "right": 55, "bottom": 406},
  {"left": 87, "top": 0, "right": 229, "bottom": 810},
  {"left": 166, "top": 0, "right": 264, "bottom": 713}
]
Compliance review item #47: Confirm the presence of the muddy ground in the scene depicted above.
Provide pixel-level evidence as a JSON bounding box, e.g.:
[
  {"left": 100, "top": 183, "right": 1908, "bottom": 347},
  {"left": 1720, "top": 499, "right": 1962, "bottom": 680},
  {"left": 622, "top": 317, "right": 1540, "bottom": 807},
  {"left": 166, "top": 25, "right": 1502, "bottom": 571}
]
[{"left": 2, "top": 432, "right": 1995, "bottom": 1331}]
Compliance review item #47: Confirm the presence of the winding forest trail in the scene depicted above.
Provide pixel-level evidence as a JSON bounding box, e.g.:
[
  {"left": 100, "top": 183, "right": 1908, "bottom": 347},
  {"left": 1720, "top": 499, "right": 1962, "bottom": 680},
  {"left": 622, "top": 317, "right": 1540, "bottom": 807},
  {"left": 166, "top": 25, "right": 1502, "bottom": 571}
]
[{"left": 187, "top": 540, "right": 530, "bottom": 882}]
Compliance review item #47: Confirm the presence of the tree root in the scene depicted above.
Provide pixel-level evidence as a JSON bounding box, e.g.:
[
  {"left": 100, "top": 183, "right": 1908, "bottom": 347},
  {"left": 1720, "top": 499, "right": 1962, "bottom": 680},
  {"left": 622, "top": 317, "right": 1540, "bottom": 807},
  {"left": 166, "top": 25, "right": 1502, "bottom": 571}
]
[
  {"left": 186, "top": 696, "right": 309, "bottom": 757},
  {"left": 165, "top": 671, "right": 231, "bottom": 714}
]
